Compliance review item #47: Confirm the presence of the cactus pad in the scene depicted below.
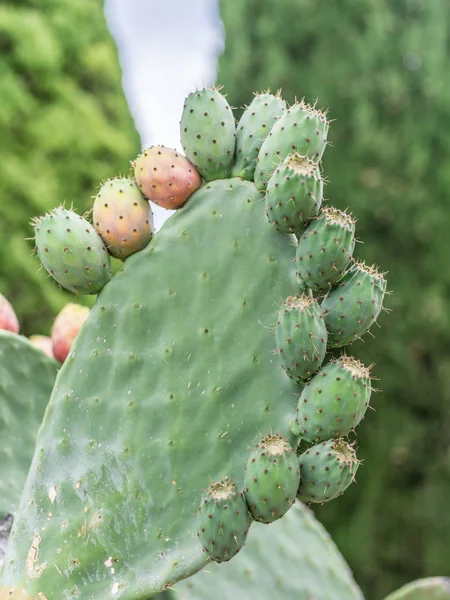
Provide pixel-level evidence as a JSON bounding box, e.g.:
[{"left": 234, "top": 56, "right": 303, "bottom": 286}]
[
  {"left": 384, "top": 578, "right": 450, "bottom": 600},
  {"left": 297, "top": 439, "right": 359, "bottom": 503},
  {"left": 1, "top": 178, "right": 301, "bottom": 599},
  {"left": 174, "top": 502, "right": 364, "bottom": 600},
  {"left": 34, "top": 208, "right": 112, "bottom": 294},
  {"left": 0, "top": 332, "right": 58, "bottom": 519}
]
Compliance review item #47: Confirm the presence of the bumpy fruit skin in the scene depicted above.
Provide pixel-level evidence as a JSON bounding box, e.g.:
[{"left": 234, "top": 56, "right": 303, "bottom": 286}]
[
  {"left": 51, "top": 303, "right": 90, "bottom": 363},
  {"left": 384, "top": 577, "right": 450, "bottom": 600},
  {"left": 255, "top": 101, "right": 329, "bottom": 190},
  {"left": 244, "top": 434, "right": 300, "bottom": 523},
  {"left": 197, "top": 478, "right": 250, "bottom": 563},
  {"left": 322, "top": 261, "right": 387, "bottom": 347},
  {"left": 29, "top": 335, "right": 53, "bottom": 358},
  {"left": 134, "top": 146, "right": 202, "bottom": 209},
  {"left": 275, "top": 294, "right": 328, "bottom": 382},
  {"left": 297, "top": 438, "right": 359, "bottom": 503},
  {"left": 291, "top": 355, "right": 372, "bottom": 442},
  {"left": 0, "top": 294, "right": 19, "bottom": 334},
  {"left": 296, "top": 206, "right": 356, "bottom": 292},
  {"left": 265, "top": 154, "right": 323, "bottom": 235},
  {"left": 180, "top": 87, "right": 236, "bottom": 181},
  {"left": 232, "top": 92, "right": 286, "bottom": 181},
  {"left": 33, "top": 208, "right": 112, "bottom": 294},
  {"left": 93, "top": 177, "right": 154, "bottom": 259}
]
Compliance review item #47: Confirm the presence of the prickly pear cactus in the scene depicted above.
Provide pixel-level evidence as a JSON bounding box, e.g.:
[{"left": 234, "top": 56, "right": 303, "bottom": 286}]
[
  {"left": 1, "top": 85, "right": 387, "bottom": 599},
  {"left": 0, "top": 332, "right": 58, "bottom": 519},
  {"left": 174, "top": 502, "right": 364, "bottom": 600},
  {"left": 384, "top": 578, "right": 450, "bottom": 600}
]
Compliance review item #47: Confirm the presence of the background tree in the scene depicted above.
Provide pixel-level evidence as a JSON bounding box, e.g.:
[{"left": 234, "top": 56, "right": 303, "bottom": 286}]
[
  {"left": 0, "top": 0, "right": 140, "bottom": 335},
  {"left": 219, "top": 1, "right": 450, "bottom": 598}
]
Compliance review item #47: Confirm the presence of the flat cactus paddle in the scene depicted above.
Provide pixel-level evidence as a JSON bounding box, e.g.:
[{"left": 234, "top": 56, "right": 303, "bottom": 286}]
[
  {"left": 0, "top": 332, "right": 59, "bottom": 520},
  {"left": 173, "top": 502, "right": 364, "bottom": 600},
  {"left": 0, "top": 179, "right": 300, "bottom": 599},
  {"left": 383, "top": 578, "right": 450, "bottom": 600}
]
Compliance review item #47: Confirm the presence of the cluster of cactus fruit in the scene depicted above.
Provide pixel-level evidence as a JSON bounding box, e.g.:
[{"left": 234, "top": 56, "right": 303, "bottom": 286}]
[{"left": 0, "top": 85, "right": 388, "bottom": 600}]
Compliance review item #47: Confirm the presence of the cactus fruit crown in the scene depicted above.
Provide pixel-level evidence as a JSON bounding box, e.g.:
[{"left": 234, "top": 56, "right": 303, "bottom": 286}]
[
  {"left": 285, "top": 153, "right": 319, "bottom": 176},
  {"left": 338, "top": 354, "right": 373, "bottom": 381},
  {"left": 0, "top": 85, "right": 388, "bottom": 599},
  {"left": 330, "top": 438, "right": 359, "bottom": 466},
  {"left": 320, "top": 206, "right": 356, "bottom": 229},
  {"left": 256, "top": 433, "right": 290, "bottom": 456}
]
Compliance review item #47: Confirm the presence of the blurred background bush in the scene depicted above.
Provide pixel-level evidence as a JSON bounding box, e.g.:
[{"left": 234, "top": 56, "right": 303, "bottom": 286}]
[
  {"left": 218, "top": 0, "right": 450, "bottom": 598},
  {"left": 1, "top": 0, "right": 449, "bottom": 598},
  {"left": 0, "top": 0, "right": 139, "bottom": 335}
]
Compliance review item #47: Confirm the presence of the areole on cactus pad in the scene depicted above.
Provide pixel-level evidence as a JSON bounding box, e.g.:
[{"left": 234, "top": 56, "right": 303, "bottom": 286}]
[{"left": 1, "top": 85, "right": 388, "bottom": 599}]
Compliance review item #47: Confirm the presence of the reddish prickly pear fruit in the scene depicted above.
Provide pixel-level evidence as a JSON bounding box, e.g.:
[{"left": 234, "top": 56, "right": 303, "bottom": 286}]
[
  {"left": 0, "top": 293, "right": 19, "bottom": 333},
  {"left": 29, "top": 335, "right": 54, "bottom": 358},
  {"left": 93, "top": 177, "right": 154, "bottom": 259},
  {"left": 51, "top": 303, "right": 90, "bottom": 363},
  {"left": 134, "top": 146, "right": 202, "bottom": 209}
]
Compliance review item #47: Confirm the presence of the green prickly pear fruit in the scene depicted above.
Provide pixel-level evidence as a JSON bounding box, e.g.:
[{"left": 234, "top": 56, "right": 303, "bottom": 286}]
[
  {"left": 291, "top": 355, "right": 372, "bottom": 442},
  {"left": 197, "top": 478, "right": 250, "bottom": 563},
  {"left": 33, "top": 207, "right": 112, "bottom": 294},
  {"left": 255, "top": 101, "right": 329, "bottom": 190},
  {"left": 93, "top": 177, "right": 154, "bottom": 259},
  {"left": 275, "top": 293, "right": 328, "bottom": 382},
  {"left": 134, "top": 146, "right": 202, "bottom": 209},
  {"left": 384, "top": 577, "right": 450, "bottom": 600},
  {"left": 244, "top": 433, "right": 300, "bottom": 523},
  {"left": 296, "top": 206, "right": 356, "bottom": 292},
  {"left": 322, "top": 261, "right": 387, "bottom": 347},
  {"left": 232, "top": 91, "right": 286, "bottom": 181},
  {"left": 180, "top": 87, "right": 236, "bottom": 181},
  {"left": 29, "top": 335, "right": 53, "bottom": 358},
  {"left": 297, "top": 438, "right": 359, "bottom": 503},
  {"left": 51, "top": 303, "right": 90, "bottom": 363},
  {"left": 0, "top": 294, "right": 19, "bottom": 334},
  {"left": 265, "top": 154, "right": 323, "bottom": 235}
]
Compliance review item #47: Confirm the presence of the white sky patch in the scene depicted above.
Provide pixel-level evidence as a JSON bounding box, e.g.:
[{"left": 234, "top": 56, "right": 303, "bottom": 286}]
[{"left": 105, "top": 0, "right": 224, "bottom": 230}]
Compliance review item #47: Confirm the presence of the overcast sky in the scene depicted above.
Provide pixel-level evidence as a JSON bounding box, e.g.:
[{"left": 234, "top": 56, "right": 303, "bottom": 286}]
[{"left": 105, "top": 0, "right": 223, "bottom": 229}]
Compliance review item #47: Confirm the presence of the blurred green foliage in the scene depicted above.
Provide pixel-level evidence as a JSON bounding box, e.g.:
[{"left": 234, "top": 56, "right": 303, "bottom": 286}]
[
  {"left": 219, "top": 1, "right": 450, "bottom": 598},
  {"left": 0, "top": 0, "right": 139, "bottom": 335}
]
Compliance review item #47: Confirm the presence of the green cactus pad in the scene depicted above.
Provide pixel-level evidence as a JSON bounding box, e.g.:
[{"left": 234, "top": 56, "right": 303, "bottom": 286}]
[
  {"left": 297, "top": 439, "right": 359, "bottom": 503},
  {"left": 265, "top": 154, "right": 323, "bottom": 235},
  {"left": 0, "top": 332, "right": 58, "bottom": 519},
  {"left": 34, "top": 207, "right": 112, "bottom": 294},
  {"left": 180, "top": 87, "right": 236, "bottom": 181},
  {"left": 275, "top": 294, "right": 328, "bottom": 382},
  {"left": 291, "top": 355, "right": 372, "bottom": 443},
  {"left": 322, "top": 261, "right": 387, "bottom": 347},
  {"left": 255, "top": 101, "right": 329, "bottom": 190},
  {"left": 93, "top": 177, "right": 154, "bottom": 259},
  {"left": 384, "top": 578, "right": 450, "bottom": 600},
  {"left": 1, "top": 179, "right": 301, "bottom": 599},
  {"left": 174, "top": 502, "right": 364, "bottom": 600},
  {"left": 197, "top": 478, "right": 250, "bottom": 562},
  {"left": 244, "top": 434, "right": 300, "bottom": 523},
  {"left": 296, "top": 206, "right": 356, "bottom": 292},
  {"left": 232, "top": 92, "right": 286, "bottom": 181}
]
